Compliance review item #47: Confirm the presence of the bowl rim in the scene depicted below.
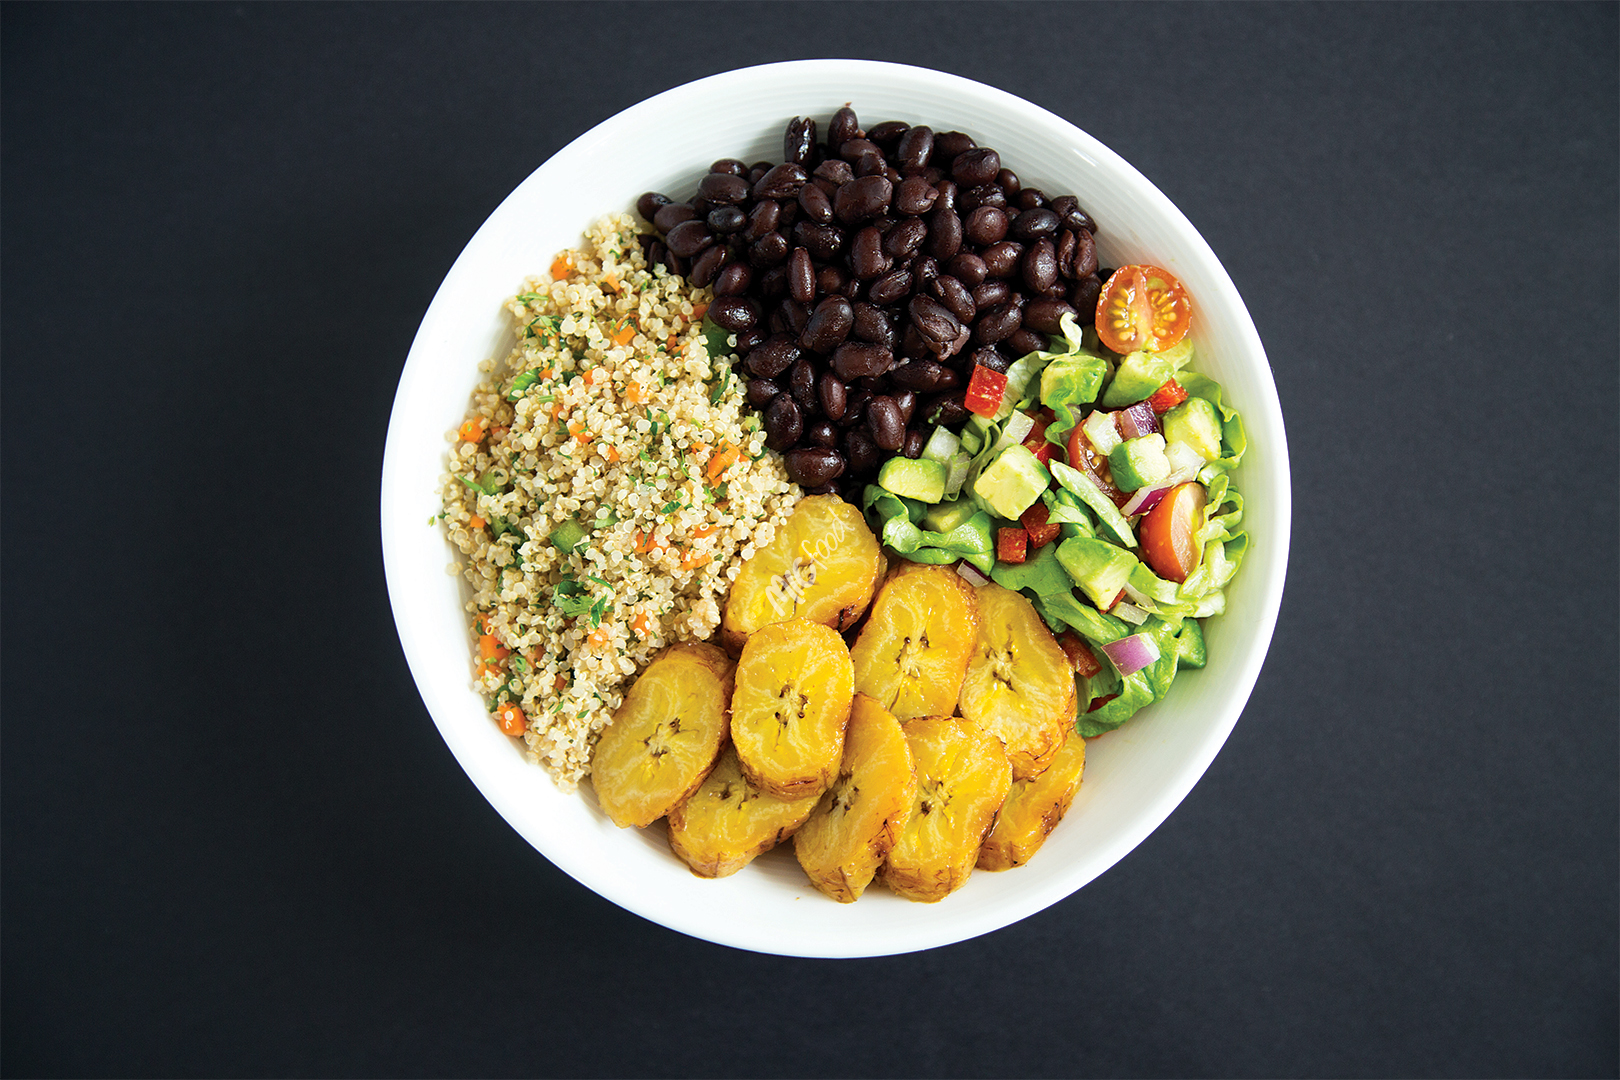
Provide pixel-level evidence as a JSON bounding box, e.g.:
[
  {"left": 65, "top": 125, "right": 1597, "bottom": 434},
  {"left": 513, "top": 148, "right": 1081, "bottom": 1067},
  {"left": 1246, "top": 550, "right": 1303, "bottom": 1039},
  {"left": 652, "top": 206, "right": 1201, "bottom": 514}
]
[{"left": 381, "top": 58, "right": 1291, "bottom": 957}]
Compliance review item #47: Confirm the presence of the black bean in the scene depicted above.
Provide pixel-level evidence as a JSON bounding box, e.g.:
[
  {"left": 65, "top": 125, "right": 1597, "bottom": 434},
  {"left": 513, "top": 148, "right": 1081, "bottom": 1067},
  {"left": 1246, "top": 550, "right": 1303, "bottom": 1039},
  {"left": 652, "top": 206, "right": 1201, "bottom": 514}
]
[
  {"left": 843, "top": 227, "right": 884, "bottom": 280},
  {"left": 744, "top": 200, "right": 781, "bottom": 242},
  {"left": 745, "top": 377, "right": 782, "bottom": 407},
  {"left": 865, "top": 395, "right": 904, "bottom": 451},
  {"left": 1016, "top": 187, "right": 1047, "bottom": 210},
  {"left": 797, "top": 183, "right": 834, "bottom": 224},
  {"left": 882, "top": 217, "right": 928, "bottom": 259},
  {"left": 843, "top": 427, "right": 882, "bottom": 473},
  {"left": 1011, "top": 207, "right": 1061, "bottom": 241},
  {"left": 827, "top": 106, "right": 859, "bottom": 152},
  {"left": 921, "top": 389, "right": 969, "bottom": 427},
  {"left": 951, "top": 147, "right": 1001, "bottom": 187},
  {"left": 788, "top": 247, "right": 815, "bottom": 303},
  {"left": 997, "top": 168, "right": 1021, "bottom": 197},
  {"left": 840, "top": 388, "right": 872, "bottom": 427},
  {"left": 689, "top": 244, "right": 728, "bottom": 287},
  {"left": 812, "top": 158, "right": 852, "bottom": 186},
  {"left": 891, "top": 388, "right": 915, "bottom": 426},
  {"left": 933, "top": 130, "right": 977, "bottom": 163},
  {"left": 747, "top": 163, "right": 770, "bottom": 184},
  {"left": 1049, "top": 194, "right": 1098, "bottom": 234},
  {"left": 947, "top": 252, "right": 988, "bottom": 287},
  {"left": 816, "top": 265, "right": 847, "bottom": 295},
  {"left": 707, "top": 206, "right": 747, "bottom": 235},
  {"left": 890, "top": 358, "right": 952, "bottom": 392},
  {"left": 1008, "top": 327, "right": 1048, "bottom": 356},
  {"left": 711, "top": 158, "right": 747, "bottom": 176},
  {"left": 898, "top": 323, "right": 929, "bottom": 362},
  {"left": 833, "top": 175, "right": 893, "bottom": 225},
  {"left": 707, "top": 295, "right": 759, "bottom": 334},
  {"left": 894, "top": 176, "right": 938, "bottom": 216},
  {"left": 1023, "top": 237, "right": 1058, "bottom": 293},
  {"left": 783, "top": 116, "right": 818, "bottom": 165},
  {"left": 784, "top": 446, "right": 844, "bottom": 486},
  {"left": 758, "top": 265, "right": 787, "bottom": 299},
  {"left": 763, "top": 393, "right": 804, "bottom": 451},
  {"left": 933, "top": 179, "right": 958, "bottom": 214},
  {"left": 830, "top": 342, "right": 895, "bottom": 380},
  {"left": 964, "top": 206, "right": 1009, "bottom": 246},
  {"left": 925, "top": 207, "right": 962, "bottom": 261},
  {"left": 866, "top": 120, "right": 909, "bottom": 148},
  {"left": 698, "top": 172, "right": 749, "bottom": 206},
  {"left": 981, "top": 240, "right": 1024, "bottom": 279},
  {"left": 778, "top": 199, "right": 800, "bottom": 228},
  {"left": 793, "top": 221, "right": 845, "bottom": 261},
  {"left": 749, "top": 230, "right": 789, "bottom": 266},
  {"left": 971, "top": 346, "right": 1011, "bottom": 374},
  {"left": 652, "top": 202, "right": 696, "bottom": 233},
  {"left": 972, "top": 279, "right": 1012, "bottom": 310},
  {"left": 909, "top": 295, "right": 962, "bottom": 348},
  {"left": 1055, "top": 229, "right": 1078, "bottom": 278},
  {"left": 767, "top": 307, "right": 789, "bottom": 337},
  {"left": 1069, "top": 274, "right": 1102, "bottom": 322},
  {"left": 736, "top": 326, "right": 766, "bottom": 354},
  {"left": 839, "top": 136, "right": 882, "bottom": 164},
  {"left": 902, "top": 428, "right": 927, "bottom": 459},
  {"left": 974, "top": 302, "right": 1021, "bottom": 344},
  {"left": 789, "top": 357, "right": 819, "bottom": 413},
  {"left": 959, "top": 183, "right": 1006, "bottom": 213},
  {"left": 861, "top": 268, "right": 905, "bottom": 306},
  {"left": 818, "top": 371, "right": 848, "bottom": 420},
  {"left": 745, "top": 334, "right": 800, "bottom": 378},
  {"left": 856, "top": 152, "right": 888, "bottom": 177},
  {"left": 753, "top": 162, "right": 808, "bottom": 200},
  {"left": 637, "top": 192, "right": 672, "bottom": 222},
  {"left": 1024, "top": 297, "right": 1078, "bottom": 334},
  {"left": 781, "top": 297, "right": 810, "bottom": 337},
  {"left": 805, "top": 420, "right": 839, "bottom": 449},
  {"left": 932, "top": 274, "right": 976, "bottom": 324},
  {"left": 895, "top": 125, "right": 935, "bottom": 172},
  {"left": 800, "top": 296, "right": 854, "bottom": 353},
  {"left": 909, "top": 254, "right": 940, "bottom": 292},
  {"left": 852, "top": 301, "right": 896, "bottom": 347},
  {"left": 1073, "top": 228, "right": 1098, "bottom": 279}
]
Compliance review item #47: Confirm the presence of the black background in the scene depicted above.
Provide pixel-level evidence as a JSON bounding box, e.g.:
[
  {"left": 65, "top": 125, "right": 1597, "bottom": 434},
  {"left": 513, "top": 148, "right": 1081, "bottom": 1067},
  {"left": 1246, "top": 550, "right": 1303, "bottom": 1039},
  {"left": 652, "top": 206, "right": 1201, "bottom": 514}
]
[{"left": 4, "top": 3, "right": 1616, "bottom": 1077}]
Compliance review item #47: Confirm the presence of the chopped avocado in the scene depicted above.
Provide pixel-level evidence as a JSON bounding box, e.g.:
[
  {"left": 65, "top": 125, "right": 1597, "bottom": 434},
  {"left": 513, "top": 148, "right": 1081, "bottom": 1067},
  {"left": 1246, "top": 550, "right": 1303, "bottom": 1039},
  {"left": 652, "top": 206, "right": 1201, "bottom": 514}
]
[
  {"left": 1175, "top": 617, "right": 1207, "bottom": 669},
  {"left": 1056, "top": 536, "right": 1140, "bottom": 610},
  {"left": 973, "top": 444, "right": 1051, "bottom": 520},
  {"left": 1109, "top": 434, "right": 1171, "bottom": 492},
  {"left": 549, "top": 517, "right": 588, "bottom": 554},
  {"left": 1162, "top": 396, "right": 1223, "bottom": 462},
  {"left": 1102, "top": 339, "right": 1193, "bottom": 407},
  {"left": 878, "top": 456, "right": 947, "bottom": 503},
  {"left": 1048, "top": 460, "right": 1136, "bottom": 547},
  {"left": 923, "top": 498, "right": 978, "bottom": 534}
]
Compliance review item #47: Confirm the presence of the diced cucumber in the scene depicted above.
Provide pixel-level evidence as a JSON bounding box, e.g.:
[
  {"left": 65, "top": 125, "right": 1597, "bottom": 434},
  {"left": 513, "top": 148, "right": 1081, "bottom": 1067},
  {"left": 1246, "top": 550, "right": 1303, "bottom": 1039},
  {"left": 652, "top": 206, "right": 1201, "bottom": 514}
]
[
  {"left": 549, "top": 517, "right": 588, "bottom": 553},
  {"left": 921, "top": 425, "right": 961, "bottom": 463},
  {"left": 1082, "top": 409, "right": 1121, "bottom": 455},
  {"left": 944, "top": 451, "right": 972, "bottom": 497}
]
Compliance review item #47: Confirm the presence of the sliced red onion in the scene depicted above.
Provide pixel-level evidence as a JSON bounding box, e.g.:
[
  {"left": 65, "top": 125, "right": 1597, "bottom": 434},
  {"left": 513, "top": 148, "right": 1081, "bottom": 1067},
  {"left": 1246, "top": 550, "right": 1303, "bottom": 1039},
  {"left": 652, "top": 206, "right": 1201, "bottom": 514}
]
[
  {"left": 955, "top": 560, "right": 990, "bottom": 587},
  {"left": 1117, "top": 401, "right": 1161, "bottom": 440},
  {"left": 1120, "top": 485, "right": 1170, "bottom": 517},
  {"left": 1111, "top": 601, "right": 1149, "bottom": 626},
  {"left": 1100, "top": 632, "right": 1160, "bottom": 674}
]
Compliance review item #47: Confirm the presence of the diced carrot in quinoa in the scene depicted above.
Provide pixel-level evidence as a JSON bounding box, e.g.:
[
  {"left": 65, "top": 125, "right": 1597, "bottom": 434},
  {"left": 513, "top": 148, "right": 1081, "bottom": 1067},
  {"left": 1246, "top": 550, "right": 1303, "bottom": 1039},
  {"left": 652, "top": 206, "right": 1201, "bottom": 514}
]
[
  {"left": 630, "top": 612, "right": 652, "bottom": 638},
  {"left": 549, "top": 255, "right": 571, "bottom": 280},
  {"left": 494, "top": 702, "right": 527, "bottom": 736},
  {"left": 611, "top": 318, "right": 636, "bottom": 346},
  {"left": 706, "top": 444, "right": 741, "bottom": 484},
  {"left": 690, "top": 302, "right": 708, "bottom": 322},
  {"left": 458, "top": 417, "right": 488, "bottom": 443},
  {"left": 468, "top": 514, "right": 487, "bottom": 530}
]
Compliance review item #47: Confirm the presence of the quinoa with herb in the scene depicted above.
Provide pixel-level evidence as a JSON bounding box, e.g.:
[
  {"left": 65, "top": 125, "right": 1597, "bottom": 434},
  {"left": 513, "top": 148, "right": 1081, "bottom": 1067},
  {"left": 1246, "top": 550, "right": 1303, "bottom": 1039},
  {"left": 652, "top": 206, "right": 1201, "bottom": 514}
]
[{"left": 440, "top": 214, "right": 800, "bottom": 788}]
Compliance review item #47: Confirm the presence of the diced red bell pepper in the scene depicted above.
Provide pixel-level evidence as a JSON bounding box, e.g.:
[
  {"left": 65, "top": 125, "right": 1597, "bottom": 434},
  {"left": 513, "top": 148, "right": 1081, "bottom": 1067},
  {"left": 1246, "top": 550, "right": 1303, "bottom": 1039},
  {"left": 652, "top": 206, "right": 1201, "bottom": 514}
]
[
  {"left": 1019, "top": 501, "right": 1061, "bottom": 549},
  {"left": 964, "top": 364, "right": 1009, "bottom": 418},
  {"left": 1057, "top": 631, "right": 1102, "bottom": 677},
  {"left": 1085, "top": 692, "right": 1119, "bottom": 713},
  {"left": 1147, "top": 378, "right": 1190, "bottom": 414},
  {"left": 996, "top": 526, "right": 1028, "bottom": 564}
]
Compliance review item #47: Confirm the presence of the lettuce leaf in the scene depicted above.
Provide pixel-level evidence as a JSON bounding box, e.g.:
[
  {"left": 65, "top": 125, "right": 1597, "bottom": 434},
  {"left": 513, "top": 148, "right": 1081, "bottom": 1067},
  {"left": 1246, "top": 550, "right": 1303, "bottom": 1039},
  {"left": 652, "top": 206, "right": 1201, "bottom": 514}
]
[
  {"left": 861, "top": 485, "right": 995, "bottom": 573},
  {"left": 1034, "top": 313, "right": 1110, "bottom": 446},
  {"left": 1049, "top": 460, "right": 1135, "bottom": 547}
]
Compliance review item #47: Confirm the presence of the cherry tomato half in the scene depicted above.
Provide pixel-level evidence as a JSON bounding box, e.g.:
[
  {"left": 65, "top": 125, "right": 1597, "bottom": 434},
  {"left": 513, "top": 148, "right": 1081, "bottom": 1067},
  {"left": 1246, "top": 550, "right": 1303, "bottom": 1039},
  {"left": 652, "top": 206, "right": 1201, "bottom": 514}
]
[
  {"left": 1095, "top": 264, "right": 1192, "bottom": 355},
  {"left": 1138, "top": 481, "right": 1206, "bottom": 583}
]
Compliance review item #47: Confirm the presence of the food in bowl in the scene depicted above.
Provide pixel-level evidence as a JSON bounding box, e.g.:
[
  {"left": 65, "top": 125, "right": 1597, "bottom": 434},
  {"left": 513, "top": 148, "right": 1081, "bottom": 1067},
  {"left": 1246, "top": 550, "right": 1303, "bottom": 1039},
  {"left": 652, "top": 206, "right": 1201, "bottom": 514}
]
[{"left": 439, "top": 102, "right": 1249, "bottom": 902}]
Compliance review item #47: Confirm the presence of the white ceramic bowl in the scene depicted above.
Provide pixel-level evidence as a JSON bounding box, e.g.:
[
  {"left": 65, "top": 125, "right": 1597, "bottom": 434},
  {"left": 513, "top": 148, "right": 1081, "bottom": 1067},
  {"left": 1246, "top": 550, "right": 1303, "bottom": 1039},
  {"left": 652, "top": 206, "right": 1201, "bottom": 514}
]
[{"left": 381, "top": 60, "right": 1290, "bottom": 957}]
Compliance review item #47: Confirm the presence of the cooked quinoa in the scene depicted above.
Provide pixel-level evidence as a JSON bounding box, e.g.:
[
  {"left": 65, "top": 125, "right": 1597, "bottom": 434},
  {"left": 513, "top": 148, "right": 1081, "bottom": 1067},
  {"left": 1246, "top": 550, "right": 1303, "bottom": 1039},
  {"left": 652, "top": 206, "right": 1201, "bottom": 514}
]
[{"left": 440, "top": 214, "right": 801, "bottom": 788}]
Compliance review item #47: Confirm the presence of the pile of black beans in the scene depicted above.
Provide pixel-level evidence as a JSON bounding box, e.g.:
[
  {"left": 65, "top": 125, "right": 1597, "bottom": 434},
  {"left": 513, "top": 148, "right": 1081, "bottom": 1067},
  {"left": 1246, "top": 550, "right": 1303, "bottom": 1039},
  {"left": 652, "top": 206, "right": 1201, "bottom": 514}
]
[{"left": 635, "top": 106, "right": 1105, "bottom": 496}]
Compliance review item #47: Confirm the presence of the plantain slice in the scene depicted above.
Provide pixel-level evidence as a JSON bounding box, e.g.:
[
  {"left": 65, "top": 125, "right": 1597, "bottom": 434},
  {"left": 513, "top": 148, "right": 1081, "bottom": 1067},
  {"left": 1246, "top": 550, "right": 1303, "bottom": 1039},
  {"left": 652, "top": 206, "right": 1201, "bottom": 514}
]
[
  {"left": 881, "top": 716, "right": 1012, "bottom": 903},
  {"left": 958, "top": 582, "right": 1079, "bottom": 780},
  {"left": 589, "top": 642, "right": 733, "bottom": 829},
  {"left": 667, "top": 747, "right": 819, "bottom": 878},
  {"left": 977, "top": 727, "right": 1087, "bottom": 872},
  {"left": 793, "top": 694, "right": 918, "bottom": 903},
  {"left": 849, "top": 562, "right": 980, "bottom": 720},
  {"left": 722, "top": 494, "right": 885, "bottom": 654},
  {"left": 731, "top": 618, "right": 855, "bottom": 799}
]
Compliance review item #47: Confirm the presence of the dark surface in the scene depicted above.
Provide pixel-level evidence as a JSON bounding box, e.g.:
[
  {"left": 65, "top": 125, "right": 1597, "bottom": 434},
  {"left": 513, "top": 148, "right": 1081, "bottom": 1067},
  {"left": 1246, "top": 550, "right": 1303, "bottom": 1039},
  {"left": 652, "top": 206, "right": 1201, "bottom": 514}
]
[{"left": 3, "top": 3, "right": 1615, "bottom": 1077}]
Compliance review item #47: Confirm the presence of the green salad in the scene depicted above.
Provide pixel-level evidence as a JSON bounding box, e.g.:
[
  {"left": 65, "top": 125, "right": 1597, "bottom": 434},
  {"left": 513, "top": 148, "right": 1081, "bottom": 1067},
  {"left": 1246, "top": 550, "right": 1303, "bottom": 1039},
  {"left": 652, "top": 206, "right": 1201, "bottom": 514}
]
[{"left": 859, "top": 299, "right": 1248, "bottom": 737}]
